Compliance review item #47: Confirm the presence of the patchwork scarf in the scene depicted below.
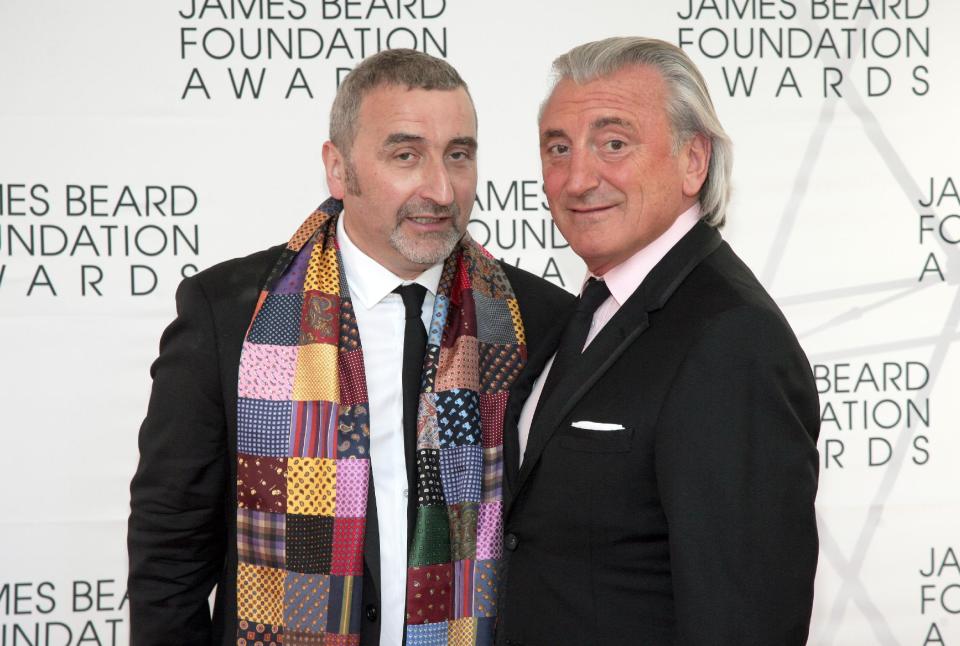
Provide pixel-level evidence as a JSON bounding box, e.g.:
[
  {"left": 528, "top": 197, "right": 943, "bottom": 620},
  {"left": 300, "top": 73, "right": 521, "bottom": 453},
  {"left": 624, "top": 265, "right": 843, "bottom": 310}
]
[{"left": 235, "top": 198, "right": 526, "bottom": 645}]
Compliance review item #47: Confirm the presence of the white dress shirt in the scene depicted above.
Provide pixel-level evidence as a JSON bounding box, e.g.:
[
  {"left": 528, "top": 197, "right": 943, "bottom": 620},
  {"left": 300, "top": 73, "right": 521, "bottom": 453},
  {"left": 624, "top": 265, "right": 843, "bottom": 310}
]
[
  {"left": 337, "top": 214, "right": 443, "bottom": 644},
  {"left": 517, "top": 204, "right": 702, "bottom": 461}
]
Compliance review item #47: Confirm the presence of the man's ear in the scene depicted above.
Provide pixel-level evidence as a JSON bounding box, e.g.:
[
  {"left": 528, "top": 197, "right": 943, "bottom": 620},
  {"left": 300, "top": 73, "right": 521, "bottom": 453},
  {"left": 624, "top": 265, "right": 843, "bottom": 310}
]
[
  {"left": 681, "top": 132, "right": 711, "bottom": 198},
  {"left": 322, "top": 141, "right": 347, "bottom": 200}
]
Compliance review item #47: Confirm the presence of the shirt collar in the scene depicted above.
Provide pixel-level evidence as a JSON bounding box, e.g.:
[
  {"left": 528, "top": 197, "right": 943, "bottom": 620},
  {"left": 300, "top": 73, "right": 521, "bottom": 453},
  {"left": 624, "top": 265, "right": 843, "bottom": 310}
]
[
  {"left": 337, "top": 211, "right": 444, "bottom": 309},
  {"left": 584, "top": 202, "right": 701, "bottom": 304}
]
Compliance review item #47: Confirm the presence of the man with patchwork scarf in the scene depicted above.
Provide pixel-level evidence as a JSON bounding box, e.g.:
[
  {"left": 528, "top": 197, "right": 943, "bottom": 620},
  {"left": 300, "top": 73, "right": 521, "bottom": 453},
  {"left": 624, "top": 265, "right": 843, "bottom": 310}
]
[{"left": 128, "top": 49, "right": 572, "bottom": 646}]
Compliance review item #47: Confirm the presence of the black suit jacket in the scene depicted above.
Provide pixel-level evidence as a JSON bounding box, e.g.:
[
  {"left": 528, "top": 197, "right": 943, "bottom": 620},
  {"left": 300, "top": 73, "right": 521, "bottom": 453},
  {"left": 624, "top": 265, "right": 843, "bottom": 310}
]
[
  {"left": 497, "top": 222, "right": 821, "bottom": 646},
  {"left": 127, "top": 243, "right": 573, "bottom": 646}
]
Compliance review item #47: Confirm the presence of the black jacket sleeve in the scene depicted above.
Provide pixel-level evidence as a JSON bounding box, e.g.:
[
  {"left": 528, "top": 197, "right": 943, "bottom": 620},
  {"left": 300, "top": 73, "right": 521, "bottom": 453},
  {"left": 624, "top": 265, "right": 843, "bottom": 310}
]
[
  {"left": 655, "top": 304, "right": 821, "bottom": 646},
  {"left": 127, "top": 274, "right": 228, "bottom": 646}
]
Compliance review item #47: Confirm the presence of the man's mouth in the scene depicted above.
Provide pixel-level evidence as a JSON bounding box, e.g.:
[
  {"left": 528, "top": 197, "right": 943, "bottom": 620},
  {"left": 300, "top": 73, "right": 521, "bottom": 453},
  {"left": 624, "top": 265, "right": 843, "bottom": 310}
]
[
  {"left": 402, "top": 214, "right": 454, "bottom": 233},
  {"left": 397, "top": 199, "right": 460, "bottom": 230},
  {"left": 569, "top": 204, "right": 617, "bottom": 215},
  {"left": 406, "top": 215, "right": 450, "bottom": 224}
]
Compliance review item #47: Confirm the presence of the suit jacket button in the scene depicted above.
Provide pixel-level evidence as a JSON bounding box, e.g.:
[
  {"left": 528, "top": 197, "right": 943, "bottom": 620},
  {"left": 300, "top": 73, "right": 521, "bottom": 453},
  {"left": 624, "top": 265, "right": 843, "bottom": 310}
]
[
  {"left": 365, "top": 604, "right": 378, "bottom": 622},
  {"left": 505, "top": 533, "right": 519, "bottom": 551}
]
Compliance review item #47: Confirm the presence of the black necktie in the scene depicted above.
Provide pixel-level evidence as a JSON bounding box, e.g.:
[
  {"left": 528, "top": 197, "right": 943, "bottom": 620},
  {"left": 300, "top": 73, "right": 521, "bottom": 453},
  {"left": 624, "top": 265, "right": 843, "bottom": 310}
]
[
  {"left": 394, "top": 283, "right": 428, "bottom": 545},
  {"left": 532, "top": 277, "right": 610, "bottom": 423}
]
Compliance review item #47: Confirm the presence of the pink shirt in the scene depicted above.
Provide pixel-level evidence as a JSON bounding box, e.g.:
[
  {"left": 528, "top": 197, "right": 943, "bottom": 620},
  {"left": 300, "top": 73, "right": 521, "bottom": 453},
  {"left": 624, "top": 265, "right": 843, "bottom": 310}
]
[{"left": 517, "top": 203, "right": 702, "bottom": 461}]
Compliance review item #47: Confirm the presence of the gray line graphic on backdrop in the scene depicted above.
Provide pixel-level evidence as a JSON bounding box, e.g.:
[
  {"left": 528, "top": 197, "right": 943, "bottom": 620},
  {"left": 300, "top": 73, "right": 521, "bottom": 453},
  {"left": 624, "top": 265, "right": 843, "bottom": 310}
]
[
  {"left": 808, "top": 329, "right": 960, "bottom": 362},
  {"left": 817, "top": 515, "right": 900, "bottom": 646},
  {"left": 778, "top": 278, "right": 921, "bottom": 306},
  {"left": 815, "top": 288, "right": 960, "bottom": 646},
  {"left": 796, "top": 283, "right": 928, "bottom": 339},
  {"left": 748, "top": 9, "right": 959, "bottom": 644},
  {"left": 807, "top": 31, "right": 958, "bottom": 646}
]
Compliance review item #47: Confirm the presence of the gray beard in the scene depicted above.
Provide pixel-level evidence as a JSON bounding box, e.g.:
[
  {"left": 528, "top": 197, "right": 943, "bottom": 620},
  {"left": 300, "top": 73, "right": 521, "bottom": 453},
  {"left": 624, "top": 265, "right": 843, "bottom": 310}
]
[{"left": 388, "top": 200, "right": 464, "bottom": 266}]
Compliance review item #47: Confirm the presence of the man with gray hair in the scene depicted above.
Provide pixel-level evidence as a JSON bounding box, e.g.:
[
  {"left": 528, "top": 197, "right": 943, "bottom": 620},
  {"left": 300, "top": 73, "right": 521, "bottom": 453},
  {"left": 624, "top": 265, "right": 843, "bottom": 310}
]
[
  {"left": 497, "top": 37, "right": 820, "bottom": 645},
  {"left": 128, "top": 49, "right": 571, "bottom": 646}
]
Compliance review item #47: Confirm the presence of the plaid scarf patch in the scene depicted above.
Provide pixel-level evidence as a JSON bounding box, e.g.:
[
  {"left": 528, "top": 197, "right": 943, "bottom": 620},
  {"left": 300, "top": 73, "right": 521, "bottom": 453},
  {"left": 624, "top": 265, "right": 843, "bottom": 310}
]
[{"left": 235, "top": 198, "right": 526, "bottom": 645}]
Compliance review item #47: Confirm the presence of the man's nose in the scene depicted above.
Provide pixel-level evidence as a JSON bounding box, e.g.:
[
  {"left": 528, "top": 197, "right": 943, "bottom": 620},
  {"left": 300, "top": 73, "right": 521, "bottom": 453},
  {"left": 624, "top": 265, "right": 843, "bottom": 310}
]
[
  {"left": 420, "top": 157, "right": 455, "bottom": 205},
  {"left": 565, "top": 148, "right": 600, "bottom": 196}
]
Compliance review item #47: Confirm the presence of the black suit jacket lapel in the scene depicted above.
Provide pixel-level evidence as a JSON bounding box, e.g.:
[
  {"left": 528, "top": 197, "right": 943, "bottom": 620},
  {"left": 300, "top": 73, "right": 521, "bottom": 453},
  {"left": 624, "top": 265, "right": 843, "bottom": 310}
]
[
  {"left": 510, "top": 222, "right": 723, "bottom": 508},
  {"left": 503, "top": 310, "right": 568, "bottom": 500}
]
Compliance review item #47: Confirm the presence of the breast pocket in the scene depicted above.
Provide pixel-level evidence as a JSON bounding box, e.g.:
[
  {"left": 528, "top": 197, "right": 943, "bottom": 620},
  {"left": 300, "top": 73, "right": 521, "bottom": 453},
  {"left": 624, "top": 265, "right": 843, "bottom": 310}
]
[{"left": 559, "top": 425, "right": 634, "bottom": 453}]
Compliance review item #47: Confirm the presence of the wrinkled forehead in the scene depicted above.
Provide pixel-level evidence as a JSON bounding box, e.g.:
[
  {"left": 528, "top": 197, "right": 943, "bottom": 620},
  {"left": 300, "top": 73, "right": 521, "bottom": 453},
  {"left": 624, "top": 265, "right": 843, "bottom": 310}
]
[
  {"left": 540, "top": 66, "right": 671, "bottom": 131},
  {"left": 359, "top": 83, "right": 478, "bottom": 131},
  {"left": 350, "top": 85, "right": 477, "bottom": 151}
]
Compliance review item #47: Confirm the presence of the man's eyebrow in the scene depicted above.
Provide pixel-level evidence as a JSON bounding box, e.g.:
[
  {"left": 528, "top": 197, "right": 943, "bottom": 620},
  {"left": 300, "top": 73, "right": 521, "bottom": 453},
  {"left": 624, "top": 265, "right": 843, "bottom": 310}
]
[
  {"left": 449, "top": 136, "right": 478, "bottom": 151},
  {"left": 383, "top": 132, "right": 424, "bottom": 146},
  {"left": 592, "top": 116, "right": 632, "bottom": 130},
  {"left": 540, "top": 128, "right": 567, "bottom": 141}
]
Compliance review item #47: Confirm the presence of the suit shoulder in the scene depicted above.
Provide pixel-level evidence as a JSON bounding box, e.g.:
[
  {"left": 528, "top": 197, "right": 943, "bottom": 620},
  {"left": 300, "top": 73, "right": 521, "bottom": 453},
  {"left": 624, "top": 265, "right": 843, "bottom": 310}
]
[
  {"left": 188, "top": 244, "right": 285, "bottom": 303},
  {"left": 666, "top": 241, "right": 811, "bottom": 367},
  {"left": 686, "top": 241, "right": 786, "bottom": 322},
  {"left": 681, "top": 248, "right": 812, "bottom": 386}
]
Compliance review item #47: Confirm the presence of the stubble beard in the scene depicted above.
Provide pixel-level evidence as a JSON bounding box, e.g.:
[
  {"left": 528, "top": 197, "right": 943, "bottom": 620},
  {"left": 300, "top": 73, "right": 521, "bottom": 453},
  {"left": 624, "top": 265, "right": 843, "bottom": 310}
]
[
  {"left": 389, "top": 199, "right": 465, "bottom": 267},
  {"left": 344, "top": 158, "right": 465, "bottom": 267}
]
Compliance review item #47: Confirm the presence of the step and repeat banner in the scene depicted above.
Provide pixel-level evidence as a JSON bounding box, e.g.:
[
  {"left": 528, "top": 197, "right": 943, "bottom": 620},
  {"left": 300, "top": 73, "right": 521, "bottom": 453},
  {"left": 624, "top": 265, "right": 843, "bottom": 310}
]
[{"left": 1, "top": 1, "right": 957, "bottom": 644}]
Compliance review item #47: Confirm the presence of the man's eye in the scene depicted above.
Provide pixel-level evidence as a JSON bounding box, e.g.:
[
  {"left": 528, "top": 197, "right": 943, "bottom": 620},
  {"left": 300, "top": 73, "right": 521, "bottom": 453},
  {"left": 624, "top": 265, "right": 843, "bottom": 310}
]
[
  {"left": 605, "top": 140, "right": 626, "bottom": 151},
  {"left": 395, "top": 152, "right": 416, "bottom": 161},
  {"left": 449, "top": 150, "right": 473, "bottom": 161},
  {"left": 548, "top": 143, "right": 569, "bottom": 155}
]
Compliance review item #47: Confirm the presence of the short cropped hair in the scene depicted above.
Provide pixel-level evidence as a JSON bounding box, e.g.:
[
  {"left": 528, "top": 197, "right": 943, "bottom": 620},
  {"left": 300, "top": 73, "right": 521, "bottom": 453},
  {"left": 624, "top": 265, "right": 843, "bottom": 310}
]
[
  {"left": 330, "top": 49, "right": 471, "bottom": 156},
  {"left": 547, "top": 37, "right": 732, "bottom": 227}
]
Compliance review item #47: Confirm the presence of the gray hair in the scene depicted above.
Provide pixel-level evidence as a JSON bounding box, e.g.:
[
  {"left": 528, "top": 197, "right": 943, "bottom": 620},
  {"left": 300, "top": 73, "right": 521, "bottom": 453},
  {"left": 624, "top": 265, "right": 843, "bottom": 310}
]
[
  {"left": 330, "top": 49, "right": 471, "bottom": 156},
  {"left": 546, "top": 37, "right": 732, "bottom": 227}
]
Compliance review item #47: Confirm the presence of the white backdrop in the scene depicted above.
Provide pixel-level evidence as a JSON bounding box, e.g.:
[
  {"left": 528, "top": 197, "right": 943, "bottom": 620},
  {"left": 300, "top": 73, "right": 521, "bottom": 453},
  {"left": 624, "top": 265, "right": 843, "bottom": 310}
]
[{"left": 2, "top": 1, "right": 958, "bottom": 644}]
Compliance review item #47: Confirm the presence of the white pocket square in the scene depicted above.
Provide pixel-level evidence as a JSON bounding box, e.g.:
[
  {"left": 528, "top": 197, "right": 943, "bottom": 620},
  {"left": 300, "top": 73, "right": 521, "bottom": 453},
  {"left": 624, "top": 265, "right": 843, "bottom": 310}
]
[{"left": 571, "top": 420, "right": 626, "bottom": 431}]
